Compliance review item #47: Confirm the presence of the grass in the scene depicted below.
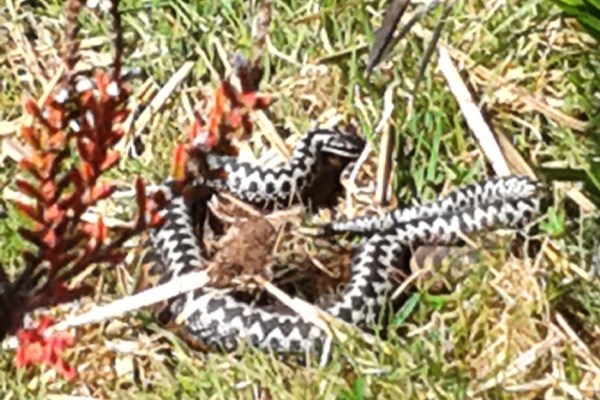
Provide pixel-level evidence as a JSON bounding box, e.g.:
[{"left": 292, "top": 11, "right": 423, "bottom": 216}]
[{"left": 1, "top": 0, "right": 599, "bottom": 398}]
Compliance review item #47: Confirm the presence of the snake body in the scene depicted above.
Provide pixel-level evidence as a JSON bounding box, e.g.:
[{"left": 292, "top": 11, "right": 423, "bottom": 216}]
[
  {"left": 150, "top": 129, "right": 545, "bottom": 354},
  {"left": 199, "top": 128, "right": 365, "bottom": 204},
  {"left": 324, "top": 175, "right": 540, "bottom": 235}
]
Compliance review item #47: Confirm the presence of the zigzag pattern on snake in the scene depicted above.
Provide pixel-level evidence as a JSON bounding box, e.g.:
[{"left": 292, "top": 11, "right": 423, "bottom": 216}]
[
  {"left": 149, "top": 128, "right": 545, "bottom": 354},
  {"left": 195, "top": 128, "right": 365, "bottom": 204},
  {"left": 324, "top": 175, "right": 538, "bottom": 235}
]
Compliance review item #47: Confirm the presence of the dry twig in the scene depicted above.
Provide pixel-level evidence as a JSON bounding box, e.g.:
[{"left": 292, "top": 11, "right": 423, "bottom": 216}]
[{"left": 437, "top": 45, "right": 511, "bottom": 177}]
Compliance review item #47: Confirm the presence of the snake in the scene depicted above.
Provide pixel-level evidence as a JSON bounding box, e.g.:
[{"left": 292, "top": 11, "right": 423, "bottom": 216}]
[{"left": 148, "top": 128, "right": 546, "bottom": 354}]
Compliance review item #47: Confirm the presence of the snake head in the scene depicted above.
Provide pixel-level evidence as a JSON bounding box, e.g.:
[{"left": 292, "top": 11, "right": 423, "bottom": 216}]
[{"left": 321, "top": 129, "right": 366, "bottom": 159}]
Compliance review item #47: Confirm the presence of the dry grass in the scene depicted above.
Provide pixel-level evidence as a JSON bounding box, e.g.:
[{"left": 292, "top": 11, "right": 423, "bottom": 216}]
[{"left": 1, "top": 0, "right": 599, "bottom": 398}]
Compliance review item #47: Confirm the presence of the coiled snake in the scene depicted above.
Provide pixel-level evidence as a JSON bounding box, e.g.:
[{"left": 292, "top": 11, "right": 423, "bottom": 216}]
[{"left": 149, "top": 128, "right": 545, "bottom": 354}]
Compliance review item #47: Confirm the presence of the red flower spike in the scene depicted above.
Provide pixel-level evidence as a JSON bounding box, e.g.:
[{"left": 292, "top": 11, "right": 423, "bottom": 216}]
[
  {"left": 205, "top": 118, "right": 221, "bottom": 148},
  {"left": 21, "top": 155, "right": 43, "bottom": 175},
  {"left": 240, "top": 92, "right": 271, "bottom": 110},
  {"left": 239, "top": 92, "right": 258, "bottom": 109},
  {"left": 230, "top": 110, "right": 246, "bottom": 130},
  {"left": 18, "top": 159, "right": 45, "bottom": 181},
  {"left": 146, "top": 204, "right": 165, "bottom": 228},
  {"left": 42, "top": 229, "right": 57, "bottom": 249},
  {"left": 200, "top": 85, "right": 231, "bottom": 148},
  {"left": 46, "top": 105, "right": 65, "bottom": 130},
  {"left": 85, "top": 217, "right": 107, "bottom": 244},
  {"left": 41, "top": 180, "right": 57, "bottom": 203},
  {"left": 135, "top": 177, "right": 147, "bottom": 206},
  {"left": 170, "top": 144, "right": 187, "bottom": 181},
  {"left": 99, "top": 150, "right": 120, "bottom": 172},
  {"left": 15, "top": 316, "right": 76, "bottom": 381},
  {"left": 97, "top": 218, "right": 107, "bottom": 243},
  {"left": 25, "top": 153, "right": 52, "bottom": 179},
  {"left": 112, "top": 109, "right": 130, "bottom": 124},
  {"left": 38, "top": 316, "right": 54, "bottom": 330},
  {"left": 95, "top": 71, "right": 110, "bottom": 100},
  {"left": 39, "top": 154, "right": 58, "bottom": 178},
  {"left": 253, "top": 95, "right": 271, "bottom": 109},
  {"left": 79, "top": 161, "right": 95, "bottom": 184},
  {"left": 213, "top": 84, "right": 229, "bottom": 116},
  {"left": 15, "top": 342, "right": 43, "bottom": 367},
  {"left": 188, "top": 62, "right": 273, "bottom": 153},
  {"left": 43, "top": 204, "right": 64, "bottom": 224},
  {"left": 89, "top": 183, "right": 115, "bottom": 204},
  {"left": 51, "top": 359, "right": 76, "bottom": 381},
  {"left": 20, "top": 125, "right": 40, "bottom": 149},
  {"left": 23, "top": 98, "right": 40, "bottom": 118},
  {"left": 78, "top": 90, "right": 94, "bottom": 106},
  {"left": 77, "top": 138, "right": 97, "bottom": 163},
  {"left": 49, "top": 130, "right": 67, "bottom": 150},
  {"left": 6, "top": 4, "right": 161, "bottom": 347}
]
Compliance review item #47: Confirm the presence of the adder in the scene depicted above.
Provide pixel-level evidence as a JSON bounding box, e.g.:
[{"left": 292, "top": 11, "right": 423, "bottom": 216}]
[{"left": 148, "top": 128, "right": 545, "bottom": 354}]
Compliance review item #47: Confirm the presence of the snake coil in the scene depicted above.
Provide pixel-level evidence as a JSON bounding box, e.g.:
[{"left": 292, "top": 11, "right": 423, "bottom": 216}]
[{"left": 149, "top": 129, "right": 546, "bottom": 354}]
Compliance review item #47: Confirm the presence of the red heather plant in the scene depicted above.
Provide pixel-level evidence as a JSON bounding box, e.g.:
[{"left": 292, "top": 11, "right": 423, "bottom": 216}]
[
  {"left": 0, "top": 0, "right": 164, "bottom": 380},
  {"left": 14, "top": 316, "right": 76, "bottom": 380},
  {"left": 188, "top": 54, "right": 272, "bottom": 157},
  {"left": 12, "top": 70, "right": 165, "bottom": 318},
  {"left": 175, "top": 54, "right": 272, "bottom": 185},
  {"left": 8, "top": 71, "right": 164, "bottom": 381}
]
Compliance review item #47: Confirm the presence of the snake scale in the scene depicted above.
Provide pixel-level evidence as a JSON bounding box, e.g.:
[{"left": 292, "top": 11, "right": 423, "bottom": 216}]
[{"left": 149, "top": 128, "right": 545, "bottom": 354}]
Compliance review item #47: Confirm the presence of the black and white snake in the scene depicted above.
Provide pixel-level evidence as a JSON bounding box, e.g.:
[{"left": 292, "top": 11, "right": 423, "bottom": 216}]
[{"left": 149, "top": 128, "right": 545, "bottom": 354}]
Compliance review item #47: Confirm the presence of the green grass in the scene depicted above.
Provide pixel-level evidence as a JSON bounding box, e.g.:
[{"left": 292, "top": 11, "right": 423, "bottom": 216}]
[{"left": 1, "top": 0, "right": 599, "bottom": 398}]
